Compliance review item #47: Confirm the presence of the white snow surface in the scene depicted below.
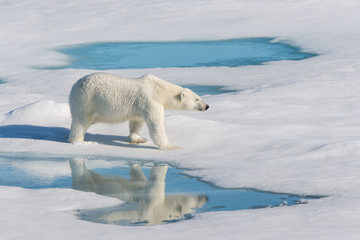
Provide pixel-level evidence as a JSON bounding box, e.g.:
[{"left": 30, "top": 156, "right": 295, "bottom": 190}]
[{"left": 1, "top": 0, "right": 360, "bottom": 239}]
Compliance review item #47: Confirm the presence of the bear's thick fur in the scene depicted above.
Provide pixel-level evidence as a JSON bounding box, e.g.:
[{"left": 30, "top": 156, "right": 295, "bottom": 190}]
[{"left": 69, "top": 73, "right": 209, "bottom": 149}]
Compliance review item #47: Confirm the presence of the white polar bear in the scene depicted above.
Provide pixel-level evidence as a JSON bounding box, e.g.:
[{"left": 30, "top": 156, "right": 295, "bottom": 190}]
[{"left": 68, "top": 73, "right": 209, "bottom": 149}]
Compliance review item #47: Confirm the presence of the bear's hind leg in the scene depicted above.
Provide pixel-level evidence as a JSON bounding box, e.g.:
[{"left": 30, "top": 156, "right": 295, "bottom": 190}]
[
  {"left": 69, "top": 118, "right": 91, "bottom": 143},
  {"left": 129, "top": 120, "right": 147, "bottom": 144}
]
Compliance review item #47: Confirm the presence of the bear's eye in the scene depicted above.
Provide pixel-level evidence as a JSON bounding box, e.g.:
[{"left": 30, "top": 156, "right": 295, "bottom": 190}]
[{"left": 195, "top": 99, "right": 199, "bottom": 102}]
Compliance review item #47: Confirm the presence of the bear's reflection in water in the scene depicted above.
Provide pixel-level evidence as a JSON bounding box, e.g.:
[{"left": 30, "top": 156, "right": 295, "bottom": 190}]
[{"left": 70, "top": 158, "right": 208, "bottom": 225}]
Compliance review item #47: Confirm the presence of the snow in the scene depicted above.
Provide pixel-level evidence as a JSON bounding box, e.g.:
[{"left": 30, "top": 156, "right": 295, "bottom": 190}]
[{"left": 1, "top": 0, "right": 360, "bottom": 239}]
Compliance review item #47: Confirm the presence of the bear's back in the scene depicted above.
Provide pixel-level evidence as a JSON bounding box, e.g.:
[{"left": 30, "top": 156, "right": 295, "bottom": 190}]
[{"left": 79, "top": 72, "right": 142, "bottom": 89}]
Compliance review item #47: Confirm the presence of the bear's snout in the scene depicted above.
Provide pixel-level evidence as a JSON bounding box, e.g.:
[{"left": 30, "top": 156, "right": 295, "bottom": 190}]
[{"left": 199, "top": 104, "right": 209, "bottom": 111}]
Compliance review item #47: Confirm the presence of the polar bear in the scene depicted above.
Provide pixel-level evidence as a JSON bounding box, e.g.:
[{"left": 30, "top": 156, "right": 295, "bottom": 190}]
[
  {"left": 70, "top": 158, "right": 208, "bottom": 225},
  {"left": 69, "top": 73, "right": 209, "bottom": 149}
]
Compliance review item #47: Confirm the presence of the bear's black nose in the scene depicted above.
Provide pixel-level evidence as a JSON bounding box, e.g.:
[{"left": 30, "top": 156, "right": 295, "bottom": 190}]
[{"left": 205, "top": 104, "right": 209, "bottom": 110}]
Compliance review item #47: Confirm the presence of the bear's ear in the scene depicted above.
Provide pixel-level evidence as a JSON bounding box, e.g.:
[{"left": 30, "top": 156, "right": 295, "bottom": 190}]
[{"left": 179, "top": 92, "right": 186, "bottom": 102}]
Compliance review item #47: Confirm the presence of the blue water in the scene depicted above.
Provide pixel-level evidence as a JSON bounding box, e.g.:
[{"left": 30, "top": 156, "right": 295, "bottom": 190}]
[
  {"left": 0, "top": 154, "right": 320, "bottom": 226},
  {"left": 182, "top": 85, "right": 236, "bottom": 96},
  {"left": 48, "top": 38, "right": 316, "bottom": 70}
]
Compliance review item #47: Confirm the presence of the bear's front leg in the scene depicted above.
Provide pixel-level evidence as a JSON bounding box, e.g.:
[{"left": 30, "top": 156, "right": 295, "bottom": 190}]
[{"left": 143, "top": 105, "right": 180, "bottom": 150}]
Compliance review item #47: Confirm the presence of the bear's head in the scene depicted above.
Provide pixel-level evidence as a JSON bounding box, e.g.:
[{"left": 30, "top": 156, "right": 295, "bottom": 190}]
[{"left": 178, "top": 88, "right": 209, "bottom": 111}]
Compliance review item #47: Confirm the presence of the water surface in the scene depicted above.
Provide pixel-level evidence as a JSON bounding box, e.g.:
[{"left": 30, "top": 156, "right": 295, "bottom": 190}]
[
  {"left": 47, "top": 38, "right": 316, "bottom": 70},
  {"left": 0, "top": 154, "right": 320, "bottom": 226},
  {"left": 182, "top": 84, "right": 237, "bottom": 96}
]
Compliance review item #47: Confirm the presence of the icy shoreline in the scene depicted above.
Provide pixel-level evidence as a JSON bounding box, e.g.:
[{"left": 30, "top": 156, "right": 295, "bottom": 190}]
[{"left": 1, "top": 0, "right": 360, "bottom": 239}]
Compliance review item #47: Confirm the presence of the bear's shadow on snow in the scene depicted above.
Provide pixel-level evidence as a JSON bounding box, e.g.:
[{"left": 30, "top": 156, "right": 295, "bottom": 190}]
[{"left": 0, "top": 125, "right": 156, "bottom": 149}]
